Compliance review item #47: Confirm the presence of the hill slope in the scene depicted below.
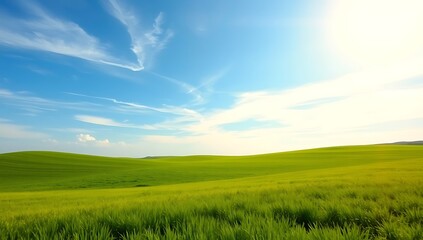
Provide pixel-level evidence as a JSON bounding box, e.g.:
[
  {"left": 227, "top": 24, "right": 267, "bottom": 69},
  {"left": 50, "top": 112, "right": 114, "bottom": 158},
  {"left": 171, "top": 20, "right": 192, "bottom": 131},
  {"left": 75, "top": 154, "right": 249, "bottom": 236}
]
[
  {"left": 1, "top": 144, "right": 422, "bottom": 191},
  {"left": 0, "top": 144, "right": 422, "bottom": 239}
]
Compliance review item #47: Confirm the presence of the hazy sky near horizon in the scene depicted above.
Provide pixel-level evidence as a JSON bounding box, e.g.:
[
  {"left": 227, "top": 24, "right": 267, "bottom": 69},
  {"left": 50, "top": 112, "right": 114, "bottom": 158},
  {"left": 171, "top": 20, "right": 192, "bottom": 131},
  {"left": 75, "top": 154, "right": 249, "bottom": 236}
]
[{"left": 1, "top": 0, "right": 422, "bottom": 156}]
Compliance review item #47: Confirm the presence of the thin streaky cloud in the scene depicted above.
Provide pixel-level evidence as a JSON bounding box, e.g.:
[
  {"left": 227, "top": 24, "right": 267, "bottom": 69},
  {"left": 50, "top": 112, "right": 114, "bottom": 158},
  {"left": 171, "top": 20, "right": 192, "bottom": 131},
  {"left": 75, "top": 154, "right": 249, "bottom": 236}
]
[
  {"left": 185, "top": 58, "right": 423, "bottom": 136},
  {"left": 80, "top": 111, "right": 199, "bottom": 132},
  {"left": 50, "top": 128, "right": 94, "bottom": 134},
  {"left": 148, "top": 67, "right": 230, "bottom": 105},
  {"left": 135, "top": 60, "right": 423, "bottom": 156},
  {"left": 75, "top": 115, "right": 133, "bottom": 128},
  {"left": 0, "top": 88, "right": 101, "bottom": 114},
  {"left": 0, "top": 2, "right": 142, "bottom": 71},
  {"left": 195, "top": 67, "right": 230, "bottom": 92},
  {"left": 145, "top": 13, "right": 174, "bottom": 50},
  {"left": 189, "top": 67, "right": 231, "bottom": 105},
  {"left": 75, "top": 115, "right": 151, "bottom": 130},
  {"left": 106, "top": 0, "right": 173, "bottom": 70},
  {"left": 148, "top": 71, "right": 205, "bottom": 104},
  {"left": 66, "top": 92, "right": 201, "bottom": 119}
]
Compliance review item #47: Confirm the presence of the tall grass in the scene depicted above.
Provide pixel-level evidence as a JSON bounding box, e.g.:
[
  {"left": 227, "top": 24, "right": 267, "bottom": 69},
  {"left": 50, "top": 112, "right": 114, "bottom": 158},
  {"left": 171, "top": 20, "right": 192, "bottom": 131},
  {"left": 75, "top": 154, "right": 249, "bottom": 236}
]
[{"left": 1, "top": 154, "right": 422, "bottom": 239}]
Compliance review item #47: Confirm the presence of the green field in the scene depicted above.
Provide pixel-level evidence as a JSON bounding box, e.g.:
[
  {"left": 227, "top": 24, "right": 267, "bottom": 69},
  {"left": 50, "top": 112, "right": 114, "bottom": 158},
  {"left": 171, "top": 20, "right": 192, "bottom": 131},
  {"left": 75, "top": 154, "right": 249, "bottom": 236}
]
[{"left": 0, "top": 144, "right": 422, "bottom": 239}]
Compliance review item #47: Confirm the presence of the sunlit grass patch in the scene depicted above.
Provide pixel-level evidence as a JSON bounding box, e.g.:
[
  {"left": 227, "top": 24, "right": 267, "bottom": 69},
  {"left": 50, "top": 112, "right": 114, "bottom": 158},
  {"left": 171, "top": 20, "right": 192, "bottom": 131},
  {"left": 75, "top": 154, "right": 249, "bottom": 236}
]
[{"left": 0, "top": 145, "right": 422, "bottom": 239}]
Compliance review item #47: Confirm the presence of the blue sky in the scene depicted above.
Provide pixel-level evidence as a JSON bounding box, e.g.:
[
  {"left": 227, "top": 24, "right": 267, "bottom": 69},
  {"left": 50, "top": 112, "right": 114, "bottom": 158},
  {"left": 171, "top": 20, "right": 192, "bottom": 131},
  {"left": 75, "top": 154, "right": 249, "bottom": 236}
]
[{"left": 1, "top": 0, "right": 422, "bottom": 156}]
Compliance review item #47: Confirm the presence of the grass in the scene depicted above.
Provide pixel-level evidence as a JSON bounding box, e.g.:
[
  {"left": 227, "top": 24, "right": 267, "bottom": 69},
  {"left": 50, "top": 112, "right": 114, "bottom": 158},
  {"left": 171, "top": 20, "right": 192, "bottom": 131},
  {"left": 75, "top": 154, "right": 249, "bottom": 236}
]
[
  {"left": 1, "top": 144, "right": 421, "bottom": 191},
  {"left": 0, "top": 144, "right": 422, "bottom": 239}
]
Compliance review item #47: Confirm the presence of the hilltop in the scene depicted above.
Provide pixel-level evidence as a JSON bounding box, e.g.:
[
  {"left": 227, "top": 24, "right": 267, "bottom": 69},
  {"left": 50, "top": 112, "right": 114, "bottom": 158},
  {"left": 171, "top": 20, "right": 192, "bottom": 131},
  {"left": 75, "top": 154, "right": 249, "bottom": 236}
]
[{"left": 1, "top": 144, "right": 422, "bottom": 191}]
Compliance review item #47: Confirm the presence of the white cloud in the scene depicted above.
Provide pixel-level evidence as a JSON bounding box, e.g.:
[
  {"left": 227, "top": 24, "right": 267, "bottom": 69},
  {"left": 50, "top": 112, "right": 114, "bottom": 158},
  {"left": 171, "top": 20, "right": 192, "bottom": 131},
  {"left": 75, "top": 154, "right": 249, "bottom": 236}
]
[
  {"left": 75, "top": 115, "right": 158, "bottom": 131},
  {"left": 63, "top": 59, "right": 423, "bottom": 156},
  {"left": 75, "top": 115, "right": 134, "bottom": 128},
  {"left": 77, "top": 133, "right": 109, "bottom": 145},
  {"left": 74, "top": 114, "right": 193, "bottom": 132},
  {"left": 106, "top": 0, "right": 173, "bottom": 69},
  {"left": 97, "top": 139, "right": 110, "bottom": 144},
  {"left": 145, "top": 12, "right": 174, "bottom": 50},
  {"left": 77, "top": 133, "right": 96, "bottom": 142},
  {"left": 135, "top": 59, "right": 423, "bottom": 155},
  {"left": 0, "top": 2, "right": 145, "bottom": 71},
  {"left": 188, "top": 59, "right": 423, "bottom": 134}
]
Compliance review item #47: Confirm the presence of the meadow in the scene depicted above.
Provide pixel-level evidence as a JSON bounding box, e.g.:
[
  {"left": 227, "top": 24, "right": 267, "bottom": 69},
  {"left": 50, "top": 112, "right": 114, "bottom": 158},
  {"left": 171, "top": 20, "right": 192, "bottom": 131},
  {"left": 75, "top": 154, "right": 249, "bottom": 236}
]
[{"left": 0, "top": 145, "right": 422, "bottom": 239}]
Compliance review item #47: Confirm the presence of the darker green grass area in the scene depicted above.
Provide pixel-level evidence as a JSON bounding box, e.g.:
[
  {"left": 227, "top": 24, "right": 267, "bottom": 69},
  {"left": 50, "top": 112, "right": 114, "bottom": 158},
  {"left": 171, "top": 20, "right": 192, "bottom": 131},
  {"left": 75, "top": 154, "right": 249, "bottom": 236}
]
[{"left": 1, "top": 144, "right": 422, "bottom": 191}]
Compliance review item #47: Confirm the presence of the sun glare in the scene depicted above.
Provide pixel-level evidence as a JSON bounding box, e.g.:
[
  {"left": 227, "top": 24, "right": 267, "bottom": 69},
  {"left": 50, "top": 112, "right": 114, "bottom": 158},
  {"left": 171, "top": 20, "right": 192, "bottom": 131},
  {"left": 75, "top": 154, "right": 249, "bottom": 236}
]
[{"left": 327, "top": 0, "right": 423, "bottom": 66}]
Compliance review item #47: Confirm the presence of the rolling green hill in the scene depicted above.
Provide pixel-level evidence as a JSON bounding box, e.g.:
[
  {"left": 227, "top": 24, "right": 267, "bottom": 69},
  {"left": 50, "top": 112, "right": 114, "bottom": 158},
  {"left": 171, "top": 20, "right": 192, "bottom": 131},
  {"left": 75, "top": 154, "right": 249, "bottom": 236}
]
[
  {"left": 1, "top": 144, "right": 422, "bottom": 239},
  {"left": 1, "top": 144, "right": 422, "bottom": 191}
]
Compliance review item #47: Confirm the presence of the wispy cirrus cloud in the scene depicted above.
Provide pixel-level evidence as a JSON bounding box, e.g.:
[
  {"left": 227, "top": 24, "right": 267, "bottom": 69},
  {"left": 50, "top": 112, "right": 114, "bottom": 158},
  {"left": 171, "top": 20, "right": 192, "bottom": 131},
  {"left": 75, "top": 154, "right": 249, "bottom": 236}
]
[
  {"left": 106, "top": 0, "right": 173, "bottom": 70},
  {"left": 0, "top": 4, "right": 143, "bottom": 71},
  {"left": 66, "top": 92, "right": 201, "bottom": 119},
  {"left": 70, "top": 90, "right": 203, "bottom": 132},
  {"left": 147, "top": 71, "right": 204, "bottom": 104},
  {"left": 138, "top": 59, "right": 423, "bottom": 155},
  {"left": 0, "top": 88, "right": 100, "bottom": 115},
  {"left": 195, "top": 68, "right": 229, "bottom": 93},
  {"left": 75, "top": 115, "right": 136, "bottom": 128},
  {"left": 0, "top": 1, "right": 169, "bottom": 71},
  {"left": 148, "top": 67, "right": 229, "bottom": 105},
  {"left": 74, "top": 114, "right": 175, "bottom": 132},
  {"left": 71, "top": 60, "right": 423, "bottom": 152},
  {"left": 1, "top": 87, "right": 202, "bottom": 132},
  {"left": 188, "top": 67, "right": 230, "bottom": 105},
  {"left": 188, "top": 59, "right": 423, "bottom": 134},
  {"left": 3, "top": 59, "right": 422, "bottom": 157},
  {"left": 75, "top": 114, "right": 196, "bottom": 132}
]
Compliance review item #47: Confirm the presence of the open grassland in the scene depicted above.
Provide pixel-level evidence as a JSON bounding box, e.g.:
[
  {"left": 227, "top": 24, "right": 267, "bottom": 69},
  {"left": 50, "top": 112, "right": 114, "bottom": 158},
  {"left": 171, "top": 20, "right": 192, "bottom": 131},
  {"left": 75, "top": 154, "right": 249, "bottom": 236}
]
[
  {"left": 1, "top": 145, "right": 420, "bottom": 192},
  {"left": 0, "top": 145, "right": 422, "bottom": 239}
]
